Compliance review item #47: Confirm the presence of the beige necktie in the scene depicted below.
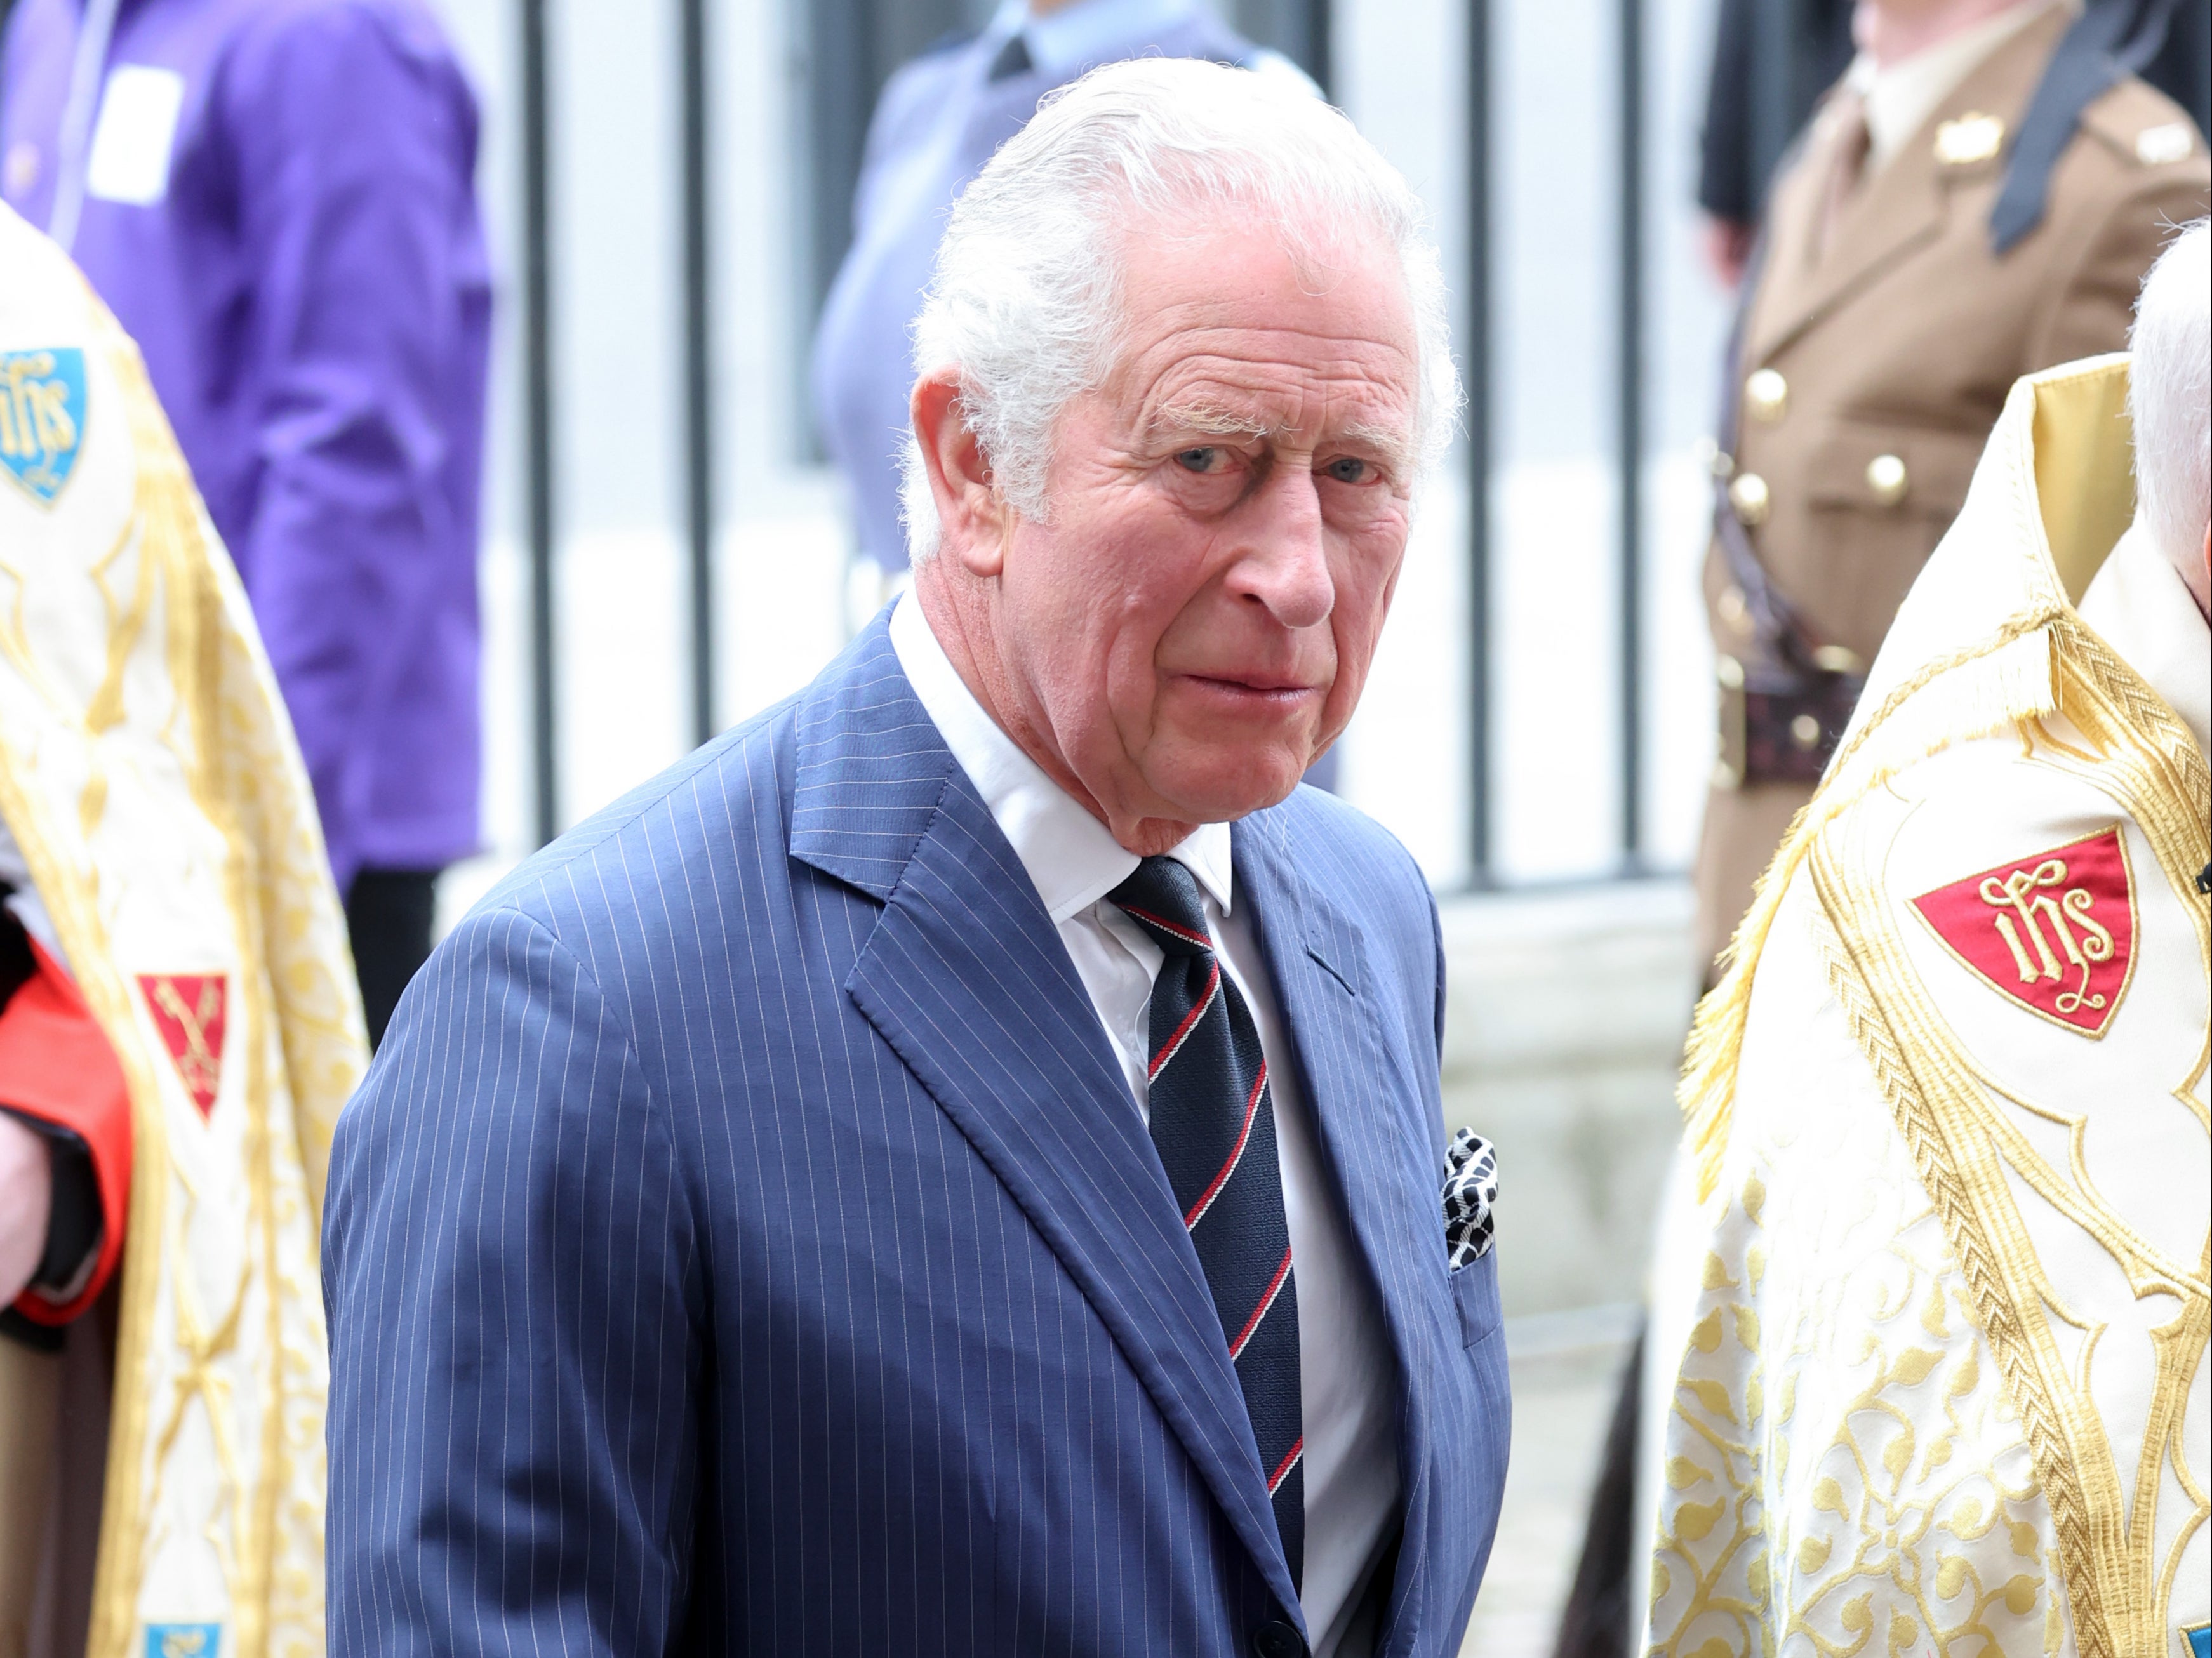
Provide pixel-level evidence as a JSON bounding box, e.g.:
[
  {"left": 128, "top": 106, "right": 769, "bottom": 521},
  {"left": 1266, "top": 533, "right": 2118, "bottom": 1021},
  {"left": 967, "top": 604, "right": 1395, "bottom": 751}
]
[{"left": 1813, "top": 91, "right": 1872, "bottom": 262}]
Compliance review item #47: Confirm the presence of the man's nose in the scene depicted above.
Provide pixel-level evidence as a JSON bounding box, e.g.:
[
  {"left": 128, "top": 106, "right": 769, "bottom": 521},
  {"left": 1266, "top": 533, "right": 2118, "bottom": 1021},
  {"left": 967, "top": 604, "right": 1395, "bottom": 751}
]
[{"left": 1226, "top": 465, "right": 1333, "bottom": 631}]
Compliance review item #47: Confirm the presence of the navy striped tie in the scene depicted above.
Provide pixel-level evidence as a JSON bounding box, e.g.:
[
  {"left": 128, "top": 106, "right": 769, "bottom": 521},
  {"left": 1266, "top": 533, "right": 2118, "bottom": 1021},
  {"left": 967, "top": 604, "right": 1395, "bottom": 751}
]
[{"left": 1110, "top": 856, "right": 1303, "bottom": 1586}]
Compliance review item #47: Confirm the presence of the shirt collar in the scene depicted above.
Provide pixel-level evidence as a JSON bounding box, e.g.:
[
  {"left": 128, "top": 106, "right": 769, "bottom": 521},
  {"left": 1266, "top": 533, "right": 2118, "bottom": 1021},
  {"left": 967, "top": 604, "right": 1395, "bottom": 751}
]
[
  {"left": 889, "top": 592, "right": 1234, "bottom": 923},
  {"left": 2075, "top": 517, "right": 2212, "bottom": 761},
  {"left": 987, "top": 0, "right": 1200, "bottom": 80},
  {"left": 1845, "top": 0, "right": 2060, "bottom": 175}
]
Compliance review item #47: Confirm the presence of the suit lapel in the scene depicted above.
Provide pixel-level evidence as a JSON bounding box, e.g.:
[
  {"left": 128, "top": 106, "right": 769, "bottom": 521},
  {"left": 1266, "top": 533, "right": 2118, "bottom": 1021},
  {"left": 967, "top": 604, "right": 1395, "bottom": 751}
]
[
  {"left": 1750, "top": 98, "right": 1949, "bottom": 363},
  {"left": 1232, "top": 810, "right": 1459, "bottom": 1646},
  {"left": 1750, "top": 3, "right": 2067, "bottom": 365},
  {"left": 794, "top": 621, "right": 1302, "bottom": 1617}
]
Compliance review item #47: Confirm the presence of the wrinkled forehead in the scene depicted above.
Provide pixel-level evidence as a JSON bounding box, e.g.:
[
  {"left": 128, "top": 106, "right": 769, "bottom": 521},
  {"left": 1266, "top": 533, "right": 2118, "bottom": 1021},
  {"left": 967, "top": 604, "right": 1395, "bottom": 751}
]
[{"left": 1099, "top": 214, "right": 1422, "bottom": 455}]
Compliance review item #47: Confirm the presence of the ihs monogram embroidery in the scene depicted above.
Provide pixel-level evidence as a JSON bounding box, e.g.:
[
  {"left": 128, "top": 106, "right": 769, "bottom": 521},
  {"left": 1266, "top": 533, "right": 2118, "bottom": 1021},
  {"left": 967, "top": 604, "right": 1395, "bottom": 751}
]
[
  {"left": 0, "top": 346, "right": 87, "bottom": 503},
  {"left": 1910, "top": 825, "right": 2138, "bottom": 1037}
]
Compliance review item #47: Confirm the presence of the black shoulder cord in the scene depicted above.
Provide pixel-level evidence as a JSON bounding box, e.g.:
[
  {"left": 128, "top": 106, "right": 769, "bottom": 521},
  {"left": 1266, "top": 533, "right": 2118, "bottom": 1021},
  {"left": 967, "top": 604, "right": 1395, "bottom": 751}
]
[{"left": 1990, "top": 0, "right": 2183, "bottom": 252}]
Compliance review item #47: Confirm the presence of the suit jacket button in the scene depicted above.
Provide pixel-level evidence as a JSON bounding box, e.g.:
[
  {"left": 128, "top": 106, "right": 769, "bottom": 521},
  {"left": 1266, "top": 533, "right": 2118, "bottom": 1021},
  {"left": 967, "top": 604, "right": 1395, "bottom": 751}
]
[
  {"left": 1251, "top": 1619, "right": 1307, "bottom": 1658},
  {"left": 1865, "top": 453, "right": 1908, "bottom": 505}
]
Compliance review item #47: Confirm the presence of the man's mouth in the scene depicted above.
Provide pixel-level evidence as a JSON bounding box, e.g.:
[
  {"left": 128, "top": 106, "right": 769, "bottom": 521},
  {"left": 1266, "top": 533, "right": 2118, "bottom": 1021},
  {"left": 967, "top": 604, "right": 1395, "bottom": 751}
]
[{"left": 1176, "top": 672, "right": 1321, "bottom": 705}]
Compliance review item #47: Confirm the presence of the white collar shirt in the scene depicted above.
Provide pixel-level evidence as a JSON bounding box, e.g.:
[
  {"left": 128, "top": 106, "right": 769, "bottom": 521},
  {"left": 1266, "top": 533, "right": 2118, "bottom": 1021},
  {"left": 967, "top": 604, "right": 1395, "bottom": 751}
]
[{"left": 889, "top": 594, "right": 1401, "bottom": 1655}]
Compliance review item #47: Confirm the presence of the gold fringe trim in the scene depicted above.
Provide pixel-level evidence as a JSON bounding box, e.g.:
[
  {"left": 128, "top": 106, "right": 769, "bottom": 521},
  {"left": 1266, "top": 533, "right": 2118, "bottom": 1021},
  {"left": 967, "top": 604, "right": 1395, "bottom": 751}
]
[{"left": 1680, "top": 615, "right": 2061, "bottom": 1200}]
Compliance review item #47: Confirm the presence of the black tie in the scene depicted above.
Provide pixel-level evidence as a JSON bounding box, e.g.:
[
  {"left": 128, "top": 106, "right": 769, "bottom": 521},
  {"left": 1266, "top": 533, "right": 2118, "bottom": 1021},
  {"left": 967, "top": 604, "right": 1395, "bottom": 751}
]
[
  {"left": 1110, "top": 856, "right": 1304, "bottom": 1586},
  {"left": 985, "top": 32, "right": 1033, "bottom": 83}
]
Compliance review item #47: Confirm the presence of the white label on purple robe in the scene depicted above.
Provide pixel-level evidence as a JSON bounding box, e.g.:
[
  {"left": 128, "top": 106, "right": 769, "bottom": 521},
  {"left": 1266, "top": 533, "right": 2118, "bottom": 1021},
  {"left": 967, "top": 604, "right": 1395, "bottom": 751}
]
[{"left": 86, "top": 65, "right": 185, "bottom": 206}]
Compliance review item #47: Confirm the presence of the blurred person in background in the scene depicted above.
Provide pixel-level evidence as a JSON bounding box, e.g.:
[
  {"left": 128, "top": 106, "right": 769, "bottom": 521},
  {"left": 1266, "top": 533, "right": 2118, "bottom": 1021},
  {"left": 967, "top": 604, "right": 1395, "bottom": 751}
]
[
  {"left": 1648, "top": 220, "right": 2209, "bottom": 1658},
  {"left": 0, "top": 0, "right": 492, "bottom": 1045},
  {"left": 1693, "top": 0, "right": 1857, "bottom": 288},
  {"left": 1689, "top": 0, "right": 2208, "bottom": 291},
  {"left": 0, "top": 201, "right": 364, "bottom": 1658}
]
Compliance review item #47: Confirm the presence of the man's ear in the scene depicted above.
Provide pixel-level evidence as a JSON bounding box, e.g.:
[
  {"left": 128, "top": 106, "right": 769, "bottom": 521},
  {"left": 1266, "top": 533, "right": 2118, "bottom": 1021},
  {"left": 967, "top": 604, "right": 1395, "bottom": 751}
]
[{"left": 912, "top": 373, "right": 1010, "bottom": 577}]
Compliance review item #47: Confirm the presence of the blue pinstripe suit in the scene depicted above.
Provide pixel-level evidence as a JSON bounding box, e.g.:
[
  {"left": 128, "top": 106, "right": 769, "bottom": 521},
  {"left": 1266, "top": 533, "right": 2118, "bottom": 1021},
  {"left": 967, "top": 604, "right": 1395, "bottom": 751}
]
[{"left": 323, "top": 616, "right": 1510, "bottom": 1655}]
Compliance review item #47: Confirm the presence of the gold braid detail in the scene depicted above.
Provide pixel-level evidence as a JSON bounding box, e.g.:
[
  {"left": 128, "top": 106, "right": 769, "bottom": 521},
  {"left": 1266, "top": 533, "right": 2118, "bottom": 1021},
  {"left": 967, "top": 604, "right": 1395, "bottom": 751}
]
[
  {"left": 1680, "top": 611, "right": 2063, "bottom": 1199},
  {"left": 1804, "top": 854, "right": 2110, "bottom": 1658}
]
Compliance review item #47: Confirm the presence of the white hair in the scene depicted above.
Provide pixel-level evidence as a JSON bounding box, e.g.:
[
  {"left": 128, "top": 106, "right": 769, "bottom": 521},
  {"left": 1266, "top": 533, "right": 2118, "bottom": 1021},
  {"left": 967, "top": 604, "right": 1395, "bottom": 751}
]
[
  {"left": 2129, "top": 218, "right": 2210, "bottom": 577},
  {"left": 899, "top": 56, "right": 1459, "bottom": 562}
]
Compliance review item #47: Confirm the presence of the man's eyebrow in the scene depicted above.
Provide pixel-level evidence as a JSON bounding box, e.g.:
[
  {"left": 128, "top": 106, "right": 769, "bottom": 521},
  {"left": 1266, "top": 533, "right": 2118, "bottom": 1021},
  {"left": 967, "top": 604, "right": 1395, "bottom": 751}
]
[
  {"left": 1147, "top": 404, "right": 1415, "bottom": 467},
  {"left": 1333, "top": 418, "right": 1415, "bottom": 468},
  {"left": 1146, "top": 402, "right": 1274, "bottom": 441}
]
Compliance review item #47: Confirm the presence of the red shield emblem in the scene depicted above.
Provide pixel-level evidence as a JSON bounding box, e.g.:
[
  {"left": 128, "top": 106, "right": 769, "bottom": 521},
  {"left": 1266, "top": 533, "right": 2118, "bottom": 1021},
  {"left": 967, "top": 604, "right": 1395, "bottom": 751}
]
[
  {"left": 1909, "top": 826, "right": 2137, "bottom": 1037},
  {"left": 137, "top": 973, "right": 227, "bottom": 1118}
]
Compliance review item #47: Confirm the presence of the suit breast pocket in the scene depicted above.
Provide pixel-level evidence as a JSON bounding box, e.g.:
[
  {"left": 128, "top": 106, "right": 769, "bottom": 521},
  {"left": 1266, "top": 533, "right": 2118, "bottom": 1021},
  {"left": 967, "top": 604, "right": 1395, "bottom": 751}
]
[{"left": 1448, "top": 1250, "right": 1501, "bottom": 1350}]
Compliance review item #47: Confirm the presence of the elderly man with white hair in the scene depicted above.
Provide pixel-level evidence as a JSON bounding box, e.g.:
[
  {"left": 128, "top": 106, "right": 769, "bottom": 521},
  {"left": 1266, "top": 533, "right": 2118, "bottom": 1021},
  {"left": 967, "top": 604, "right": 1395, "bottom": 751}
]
[
  {"left": 322, "top": 58, "right": 1508, "bottom": 1658},
  {"left": 1644, "top": 219, "right": 2211, "bottom": 1657}
]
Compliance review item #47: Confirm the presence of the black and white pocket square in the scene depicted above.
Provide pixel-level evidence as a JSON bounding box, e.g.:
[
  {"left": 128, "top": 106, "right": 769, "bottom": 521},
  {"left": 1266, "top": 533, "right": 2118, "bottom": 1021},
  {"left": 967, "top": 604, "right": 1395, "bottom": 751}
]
[{"left": 1442, "top": 1126, "right": 1498, "bottom": 1269}]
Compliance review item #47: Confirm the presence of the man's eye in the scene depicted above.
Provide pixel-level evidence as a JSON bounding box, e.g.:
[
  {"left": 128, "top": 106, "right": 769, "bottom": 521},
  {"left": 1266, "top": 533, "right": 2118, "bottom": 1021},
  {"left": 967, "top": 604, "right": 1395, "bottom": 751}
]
[
  {"left": 1323, "top": 456, "right": 1373, "bottom": 484},
  {"left": 1174, "top": 447, "right": 1223, "bottom": 474}
]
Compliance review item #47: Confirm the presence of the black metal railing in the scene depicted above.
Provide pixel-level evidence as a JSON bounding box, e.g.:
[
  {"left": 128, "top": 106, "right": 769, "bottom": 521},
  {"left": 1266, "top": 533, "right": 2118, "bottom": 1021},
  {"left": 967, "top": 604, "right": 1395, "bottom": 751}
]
[{"left": 513, "top": 0, "right": 1675, "bottom": 880}]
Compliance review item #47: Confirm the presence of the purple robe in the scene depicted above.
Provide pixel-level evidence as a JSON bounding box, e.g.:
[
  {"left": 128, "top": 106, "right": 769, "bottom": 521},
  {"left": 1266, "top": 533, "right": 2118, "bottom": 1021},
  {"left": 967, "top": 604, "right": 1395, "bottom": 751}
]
[{"left": 2, "top": 0, "right": 490, "bottom": 894}]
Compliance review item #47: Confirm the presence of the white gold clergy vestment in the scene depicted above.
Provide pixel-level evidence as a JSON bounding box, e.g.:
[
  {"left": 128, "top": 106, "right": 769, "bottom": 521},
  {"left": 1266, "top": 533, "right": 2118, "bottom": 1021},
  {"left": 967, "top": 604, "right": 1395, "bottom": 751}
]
[
  {"left": 0, "top": 201, "right": 366, "bottom": 1657},
  {"left": 1646, "top": 355, "right": 2210, "bottom": 1658}
]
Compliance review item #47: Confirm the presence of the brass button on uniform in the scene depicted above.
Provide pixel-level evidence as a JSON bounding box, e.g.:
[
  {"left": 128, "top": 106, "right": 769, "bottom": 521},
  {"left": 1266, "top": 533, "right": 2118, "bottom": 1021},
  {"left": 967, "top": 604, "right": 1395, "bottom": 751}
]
[
  {"left": 1933, "top": 112, "right": 2004, "bottom": 166},
  {"left": 1716, "top": 585, "right": 1747, "bottom": 627},
  {"left": 1790, "top": 713, "right": 1823, "bottom": 750},
  {"left": 1728, "top": 471, "right": 1771, "bottom": 526},
  {"left": 1716, "top": 654, "right": 1745, "bottom": 690},
  {"left": 1865, "top": 453, "right": 1908, "bottom": 505},
  {"left": 1811, "top": 643, "right": 1865, "bottom": 675},
  {"left": 1743, "top": 368, "right": 1788, "bottom": 423},
  {"left": 2135, "top": 121, "right": 2192, "bottom": 166}
]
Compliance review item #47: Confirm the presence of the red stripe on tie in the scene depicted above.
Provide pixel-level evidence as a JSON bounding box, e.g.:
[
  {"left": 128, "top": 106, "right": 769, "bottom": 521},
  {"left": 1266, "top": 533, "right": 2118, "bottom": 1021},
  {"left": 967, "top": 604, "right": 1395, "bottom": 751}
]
[
  {"left": 1149, "top": 960, "right": 1220, "bottom": 1080},
  {"left": 1228, "top": 1243, "right": 1295, "bottom": 1362},
  {"left": 1267, "top": 1436, "right": 1305, "bottom": 1496},
  {"left": 1119, "top": 903, "right": 1214, "bottom": 952},
  {"left": 1183, "top": 1063, "right": 1267, "bottom": 1230}
]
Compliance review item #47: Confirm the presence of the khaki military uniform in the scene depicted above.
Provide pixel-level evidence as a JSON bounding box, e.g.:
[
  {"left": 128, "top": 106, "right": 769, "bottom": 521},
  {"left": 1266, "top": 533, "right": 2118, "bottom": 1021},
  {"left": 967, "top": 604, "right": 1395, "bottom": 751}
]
[{"left": 1695, "top": 0, "right": 2209, "bottom": 969}]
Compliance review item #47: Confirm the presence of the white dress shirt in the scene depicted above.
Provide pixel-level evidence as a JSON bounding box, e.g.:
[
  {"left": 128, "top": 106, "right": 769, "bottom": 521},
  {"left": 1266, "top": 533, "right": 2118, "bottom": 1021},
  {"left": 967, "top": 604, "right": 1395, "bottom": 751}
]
[{"left": 889, "top": 595, "right": 1401, "bottom": 1655}]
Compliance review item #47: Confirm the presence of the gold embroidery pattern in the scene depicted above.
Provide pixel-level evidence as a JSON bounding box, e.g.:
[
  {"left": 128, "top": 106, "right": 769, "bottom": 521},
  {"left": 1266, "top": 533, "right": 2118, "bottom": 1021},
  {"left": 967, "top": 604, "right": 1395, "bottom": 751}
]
[
  {"left": 1682, "top": 615, "right": 2063, "bottom": 1202},
  {"left": 1648, "top": 914, "right": 2065, "bottom": 1655},
  {"left": 1808, "top": 705, "right": 2210, "bottom": 1653},
  {"left": 1808, "top": 847, "right": 2112, "bottom": 1657}
]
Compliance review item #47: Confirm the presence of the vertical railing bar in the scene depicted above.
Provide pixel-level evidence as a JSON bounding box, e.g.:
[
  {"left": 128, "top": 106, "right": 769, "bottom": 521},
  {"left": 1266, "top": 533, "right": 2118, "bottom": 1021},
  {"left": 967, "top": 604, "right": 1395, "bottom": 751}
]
[
  {"left": 1307, "top": 0, "right": 1334, "bottom": 97},
  {"left": 681, "top": 0, "right": 716, "bottom": 748},
  {"left": 521, "top": 0, "right": 557, "bottom": 846},
  {"left": 1616, "top": 0, "right": 1645, "bottom": 867},
  {"left": 1465, "top": 0, "right": 1493, "bottom": 886},
  {"left": 1749, "top": 0, "right": 1793, "bottom": 207}
]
